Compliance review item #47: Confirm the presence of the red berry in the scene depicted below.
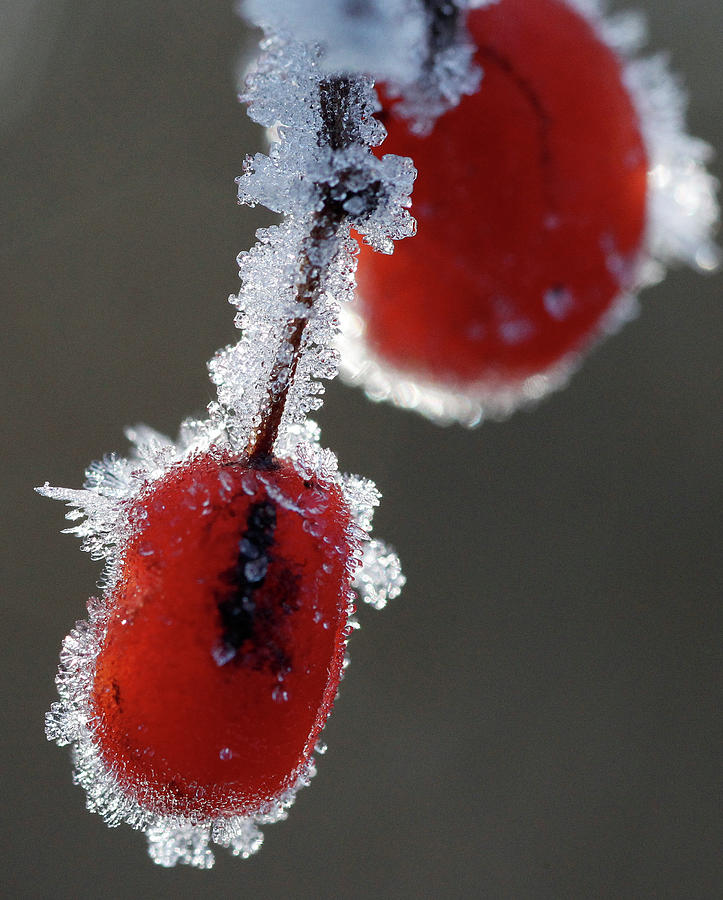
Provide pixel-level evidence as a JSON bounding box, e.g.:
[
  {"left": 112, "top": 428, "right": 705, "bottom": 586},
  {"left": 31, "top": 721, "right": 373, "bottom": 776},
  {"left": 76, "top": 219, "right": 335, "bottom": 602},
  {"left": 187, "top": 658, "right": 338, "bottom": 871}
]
[
  {"left": 91, "top": 452, "right": 356, "bottom": 819},
  {"left": 355, "top": 0, "right": 648, "bottom": 395}
]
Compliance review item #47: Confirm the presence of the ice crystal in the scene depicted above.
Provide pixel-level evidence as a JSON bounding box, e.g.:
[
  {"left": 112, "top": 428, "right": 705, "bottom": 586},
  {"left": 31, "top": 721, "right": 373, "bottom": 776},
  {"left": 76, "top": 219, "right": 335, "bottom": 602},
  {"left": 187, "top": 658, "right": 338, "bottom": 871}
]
[
  {"left": 41, "top": 17, "right": 412, "bottom": 869},
  {"left": 388, "top": 0, "right": 485, "bottom": 135},
  {"left": 355, "top": 539, "right": 407, "bottom": 610},
  {"left": 338, "top": 0, "right": 720, "bottom": 426}
]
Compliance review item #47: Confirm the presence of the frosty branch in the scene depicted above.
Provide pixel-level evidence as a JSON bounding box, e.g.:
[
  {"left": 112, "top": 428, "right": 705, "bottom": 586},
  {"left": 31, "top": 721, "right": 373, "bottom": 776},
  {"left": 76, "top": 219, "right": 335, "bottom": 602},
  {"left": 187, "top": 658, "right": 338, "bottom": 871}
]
[{"left": 248, "top": 75, "right": 384, "bottom": 460}]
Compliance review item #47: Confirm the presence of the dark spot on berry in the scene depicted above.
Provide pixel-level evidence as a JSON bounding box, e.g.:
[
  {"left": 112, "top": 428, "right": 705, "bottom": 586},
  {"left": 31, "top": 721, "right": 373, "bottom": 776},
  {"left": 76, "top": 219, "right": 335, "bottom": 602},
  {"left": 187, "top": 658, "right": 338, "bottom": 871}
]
[
  {"left": 277, "top": 567, "right": 302, "bottom": 616},
  {"left": 215, "top": 501, "right": 304, "bottom": 675},
  {"left": 247, "top": 454, "right": 279, "bottom": 472},
  {"left": 216, "top": 500, "right": 277, "bottom": 664}
]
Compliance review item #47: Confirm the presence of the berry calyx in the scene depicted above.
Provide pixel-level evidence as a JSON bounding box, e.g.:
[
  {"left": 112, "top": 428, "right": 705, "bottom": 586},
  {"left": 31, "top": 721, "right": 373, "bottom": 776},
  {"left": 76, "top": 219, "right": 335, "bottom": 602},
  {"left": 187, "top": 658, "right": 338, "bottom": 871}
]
[
  {"left": 354, "top": 0, "right": 649, "bottom": 403},
  {"left": 91, "top": 451, "right": 357, "bottom": 819}
]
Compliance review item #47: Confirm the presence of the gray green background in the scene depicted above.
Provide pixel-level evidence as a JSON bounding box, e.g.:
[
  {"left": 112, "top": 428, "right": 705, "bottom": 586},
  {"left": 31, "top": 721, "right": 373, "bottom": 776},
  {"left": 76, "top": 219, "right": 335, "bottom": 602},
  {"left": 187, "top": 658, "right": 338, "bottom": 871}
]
[{"left": 3, "top": 1, "right": 721, "bottom": 896}]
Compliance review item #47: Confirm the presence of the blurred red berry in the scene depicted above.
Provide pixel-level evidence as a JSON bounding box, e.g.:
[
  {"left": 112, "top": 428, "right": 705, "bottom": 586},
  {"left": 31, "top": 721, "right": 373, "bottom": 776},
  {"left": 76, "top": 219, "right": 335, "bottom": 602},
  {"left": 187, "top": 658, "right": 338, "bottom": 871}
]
[{"left": 356, "top": 0, "right": 648, "bottom": 393}]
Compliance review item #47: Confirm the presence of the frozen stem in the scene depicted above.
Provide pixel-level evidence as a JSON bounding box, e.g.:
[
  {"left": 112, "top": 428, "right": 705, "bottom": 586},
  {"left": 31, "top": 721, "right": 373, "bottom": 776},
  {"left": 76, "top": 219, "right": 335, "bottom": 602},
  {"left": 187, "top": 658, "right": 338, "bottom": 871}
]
[{"left": 247, "top": 75, "right": 381, "bottom": 460}]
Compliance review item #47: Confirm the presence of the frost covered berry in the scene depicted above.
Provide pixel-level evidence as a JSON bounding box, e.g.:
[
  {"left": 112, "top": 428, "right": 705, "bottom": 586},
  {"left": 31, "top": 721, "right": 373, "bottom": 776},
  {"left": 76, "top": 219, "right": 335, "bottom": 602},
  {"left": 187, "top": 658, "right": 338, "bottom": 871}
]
[
  {"left": 43, "top": 24, "right": 409, "bottom": 865},
  {"left": 352, "top": 0, "right": 649, "bottom": 414},
  {"left": 91, "top": 451, "right": 357, "bottom": 820}
]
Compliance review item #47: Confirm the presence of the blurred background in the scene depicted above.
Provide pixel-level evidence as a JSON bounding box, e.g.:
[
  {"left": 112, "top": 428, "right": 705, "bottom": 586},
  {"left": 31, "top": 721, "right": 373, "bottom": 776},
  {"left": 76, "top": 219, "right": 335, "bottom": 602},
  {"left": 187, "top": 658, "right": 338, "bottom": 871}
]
[{"left": 2, "top": 1, "right": 721, "bottom": 896}]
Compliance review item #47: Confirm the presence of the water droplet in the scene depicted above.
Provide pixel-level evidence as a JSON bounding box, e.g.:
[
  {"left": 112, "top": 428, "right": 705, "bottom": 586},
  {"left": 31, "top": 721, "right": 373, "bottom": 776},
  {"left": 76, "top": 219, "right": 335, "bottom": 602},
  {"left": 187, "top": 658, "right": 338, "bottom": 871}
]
[
  {"left": 302, "top": 518, "right": 324, "bottom": 537},
  {"left": 244, "top": 557, "right": 269, "bottom": 583},
  {"left": 242, "top": 473, "right": 258, "bottom": 496},
  {"left": 543, "top": 285, "right": 574, "bottom": 320},
  {"left": 239, "top": 537, "right": 260, "bottom": 559}
]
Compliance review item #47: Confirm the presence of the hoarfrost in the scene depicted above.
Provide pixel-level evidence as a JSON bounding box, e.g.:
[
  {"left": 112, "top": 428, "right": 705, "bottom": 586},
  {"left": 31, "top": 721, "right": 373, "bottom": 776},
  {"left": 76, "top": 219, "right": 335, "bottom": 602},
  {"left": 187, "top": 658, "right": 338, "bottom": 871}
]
[
  {"left": 147, "top": 824, "right": 215, "bottom": 869},
  {"left": 241, "top": 0, "right": 425, "bottom": 85},
  {"left": 627, "top": 53, "right": 720, "bottom": 274}
]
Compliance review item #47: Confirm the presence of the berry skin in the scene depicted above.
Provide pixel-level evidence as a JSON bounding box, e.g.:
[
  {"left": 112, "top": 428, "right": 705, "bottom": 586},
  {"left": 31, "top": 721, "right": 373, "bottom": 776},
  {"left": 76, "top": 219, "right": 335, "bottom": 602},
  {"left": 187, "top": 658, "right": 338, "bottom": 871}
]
[
  {"left": 91, "top": 452, "right": 357, "bottom": 820},
  {"left": 355, "top": 0, "right": 648, "bottom": 397}
]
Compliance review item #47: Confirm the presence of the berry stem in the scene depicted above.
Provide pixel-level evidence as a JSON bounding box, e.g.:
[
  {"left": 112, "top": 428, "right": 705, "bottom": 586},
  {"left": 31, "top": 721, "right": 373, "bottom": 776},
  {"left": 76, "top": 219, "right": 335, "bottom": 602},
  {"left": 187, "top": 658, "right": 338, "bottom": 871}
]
[
  {"left": 422, "top": 0, "right": 461, "bottom": 68},
  {"left": 246, "top": 75, "right": 359, "bottom": 462}
]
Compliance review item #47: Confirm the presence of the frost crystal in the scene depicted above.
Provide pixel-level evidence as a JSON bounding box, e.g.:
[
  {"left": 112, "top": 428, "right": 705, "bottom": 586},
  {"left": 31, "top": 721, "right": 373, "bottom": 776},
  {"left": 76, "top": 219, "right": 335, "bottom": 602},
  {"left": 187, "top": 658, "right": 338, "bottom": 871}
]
[{"left": 41, "top": 16, "right": 412, "bottom": 869}]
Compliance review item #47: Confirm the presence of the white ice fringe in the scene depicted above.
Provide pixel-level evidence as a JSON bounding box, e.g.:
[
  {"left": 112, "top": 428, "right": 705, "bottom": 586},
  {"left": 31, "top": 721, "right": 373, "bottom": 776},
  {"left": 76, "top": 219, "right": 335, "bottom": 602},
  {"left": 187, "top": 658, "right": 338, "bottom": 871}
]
[{"left": 569, "top": 0, "right": 719, "bottom": 276}]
